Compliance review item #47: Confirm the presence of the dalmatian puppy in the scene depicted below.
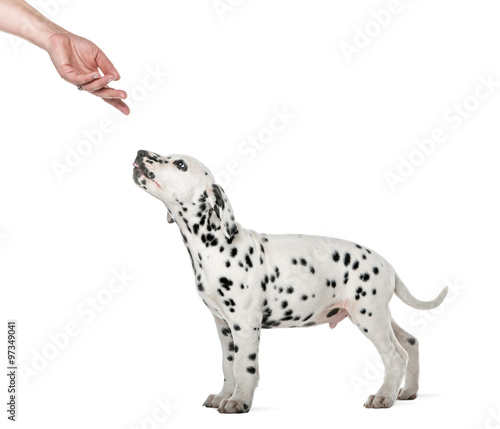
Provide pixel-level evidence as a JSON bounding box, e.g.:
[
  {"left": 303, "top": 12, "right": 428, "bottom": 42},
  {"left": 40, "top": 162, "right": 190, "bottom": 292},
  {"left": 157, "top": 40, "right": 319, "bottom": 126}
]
[{"left": 132, "top": 150, "right": 448, "bottom": 414}]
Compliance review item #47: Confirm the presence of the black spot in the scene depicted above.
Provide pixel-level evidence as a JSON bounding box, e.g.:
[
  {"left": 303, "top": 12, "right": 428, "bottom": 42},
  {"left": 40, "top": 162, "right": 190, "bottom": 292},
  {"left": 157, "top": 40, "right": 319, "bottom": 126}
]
[
  {"left": 360, "top": 273, "right": 370, "bottom": 282},
  {"left": 230, "top": 248, "right": 238, "bottom": 257},
  {"left": 300, "top": 258, "right": 307, "bottom": 266},
  {"left": 303, "top": 321, "right": 316, "bottom": 327},
  {"left": 234, "top": 324, "right": 241, "bottom": 331},
  {"left": 225, "top": 261, "right": 231, "bottom": 267},
  {"left": 219, "top": 246, "right": 224, "bottom": 252},
  {"left": 366, "top": 249, "right": 371, "bottom": 254},
  {"left": 197, "top": 283, "right": 204, "bottom": 292},
  {"left": 303, "top": 313, "right": 314, "bottom": 322},
  {"left": 352, "top": 261, "right": 359, "bottom": 270},
  {"left": 219, "top": 277, "right": 233, "bottom": 290},
  {"left": 344, "top": 253, "right": 351, "bottom": 266},
  {"left": 261, "top": 282, "right": 266, "bottom": 292},
  {"left": 368, "top": 312, "right": 372, "bottom": 317},
  {"left": 248, "top": 353, "right": 257, "bottom": 361},
  {"left": 373, "top": 267, "right": 379, "bottom": 275},
  {"left": 310, "top": 266, "right": 315, "bottom": 274},
  {"left": 327, "top": 308, "right": 339, "bottom": 318},
  {"left": 344, "top": 272, "right": 349, "bottom": 284},
  {"left": 281, "top": 301, "right": 288, "bottom": 309},
  {"left": 246, "top": 366, "right": 256, "bottom": 374},
  {"left": 286, "top": 286, "right": 294, "bottom": 294},
  {"left": 332, "top": 251, "right": 340, "bottom": 262},
  {"left": 227, "top": 355, "right": 233, "bottom": 361},
  {"left": 362, "top": 254, "right": 367, "bottom": 260},
  {"left": 372, "top": 289, "right": 377, "bottom": 295},
  {"left": 221, "top": 327, "right": 231, "bottom": 336},
  {"left": 291, "top": 258, "right": 297, "bottom": 265},
  {"left": 301, "top": 295, "right": 308, "bottom": 301},
  {"left": 356, "top": 286, "right": 363, "bottom": 293},
  {"left": 363, "top": 328, "right": 368, "bottom": 333},
  {"left": 361, "top": 291, "right": 367, "bottom": 296},
  {"left": 245, "top": 254, "right": 253, "bottom": 268},
  {"left": 355, "top": 244, "right": 362, "bottom": 249},
  {"left": 408, "top": 338, "right": 416, "bottom": 346},
  {"left": 360, "top": 308, "right": 366, "bottom": 314},
  {"left": 355, "top": 295, "right": 360, "bottom": 300}
]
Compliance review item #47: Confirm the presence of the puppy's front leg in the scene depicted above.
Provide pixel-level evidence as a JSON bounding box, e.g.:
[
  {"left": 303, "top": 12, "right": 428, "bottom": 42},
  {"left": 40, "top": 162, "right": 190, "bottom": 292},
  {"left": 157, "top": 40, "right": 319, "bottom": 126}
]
[
  {"left": 203, "top": 315, "right": 236, "bottom": 408},
  {"left": 218, "top": 323, "right": 260, "bottom": 414}
]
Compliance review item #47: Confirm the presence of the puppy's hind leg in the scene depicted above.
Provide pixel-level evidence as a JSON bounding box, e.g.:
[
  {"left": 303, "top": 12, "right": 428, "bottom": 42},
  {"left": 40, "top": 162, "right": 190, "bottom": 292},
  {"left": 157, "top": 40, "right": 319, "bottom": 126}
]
[
  {"left": 349, "top": 306, "right": 408, "bottom": 408},
  {"left": 391, "top": 318, "right": 419, "bottom": 400}
]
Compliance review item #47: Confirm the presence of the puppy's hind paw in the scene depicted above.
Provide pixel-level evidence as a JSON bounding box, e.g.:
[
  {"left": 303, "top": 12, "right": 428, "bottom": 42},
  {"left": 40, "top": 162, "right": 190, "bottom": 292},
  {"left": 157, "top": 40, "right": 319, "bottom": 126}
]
[
  {"left": 363, "top": 394, "right": 395, "bottom": 409},
  {"left": 218, "top": 399, "right": 250, "bottom": 414},
  {"left": 203, "top": 393, "right": 231, "bottom": 408},
  {"left": 397, "top": 387, "right": 418, "bottom": 400}
]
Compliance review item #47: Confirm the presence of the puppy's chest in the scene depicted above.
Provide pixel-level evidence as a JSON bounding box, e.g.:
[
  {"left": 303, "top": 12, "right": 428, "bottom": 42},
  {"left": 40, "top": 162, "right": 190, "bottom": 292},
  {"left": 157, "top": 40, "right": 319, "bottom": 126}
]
[{"left": 192, "top": 245, "right": 264, "bottom": 310}]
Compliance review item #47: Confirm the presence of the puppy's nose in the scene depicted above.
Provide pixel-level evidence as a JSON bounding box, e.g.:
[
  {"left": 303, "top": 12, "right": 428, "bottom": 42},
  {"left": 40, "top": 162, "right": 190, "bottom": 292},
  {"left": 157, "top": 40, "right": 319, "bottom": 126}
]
[{"left": 137, "top": 150, "right": 149, "bottom": 158}]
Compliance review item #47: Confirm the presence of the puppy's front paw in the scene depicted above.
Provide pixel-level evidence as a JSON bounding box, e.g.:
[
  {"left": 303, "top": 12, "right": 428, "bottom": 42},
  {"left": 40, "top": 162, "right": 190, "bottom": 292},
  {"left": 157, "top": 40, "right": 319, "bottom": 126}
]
[
  {"left": 203, "top": 392, "right": 231, "bottom": 408},
  {"left": 363, "top": 394, "right": 395, "bottom": 409},
  {"left": 218, "top": 398, "right": 250, "bottom": 414}
]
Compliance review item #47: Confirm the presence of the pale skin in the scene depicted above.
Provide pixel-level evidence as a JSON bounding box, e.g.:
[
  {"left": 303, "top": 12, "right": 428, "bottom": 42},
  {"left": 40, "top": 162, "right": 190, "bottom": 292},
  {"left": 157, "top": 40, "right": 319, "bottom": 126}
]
[{"left": 0, "top": 0, "right": 129, "bottom": 114}]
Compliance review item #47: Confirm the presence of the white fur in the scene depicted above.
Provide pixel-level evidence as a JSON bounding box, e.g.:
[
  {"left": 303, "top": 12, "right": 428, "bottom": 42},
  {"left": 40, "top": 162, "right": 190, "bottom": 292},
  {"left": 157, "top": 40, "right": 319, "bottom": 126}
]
[{"left": 133, "top": 151, "right": 447, "bottom": 413}]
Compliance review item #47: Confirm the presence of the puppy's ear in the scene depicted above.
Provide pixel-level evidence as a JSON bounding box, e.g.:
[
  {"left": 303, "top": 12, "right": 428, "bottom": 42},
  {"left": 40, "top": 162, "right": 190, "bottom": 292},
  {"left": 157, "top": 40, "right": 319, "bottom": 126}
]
[
  {"left": 206, "top": 184, "right": 238, "bottom": 240},
  {"left": 167, "top": 212, "right": 175, "bottom": 224}
]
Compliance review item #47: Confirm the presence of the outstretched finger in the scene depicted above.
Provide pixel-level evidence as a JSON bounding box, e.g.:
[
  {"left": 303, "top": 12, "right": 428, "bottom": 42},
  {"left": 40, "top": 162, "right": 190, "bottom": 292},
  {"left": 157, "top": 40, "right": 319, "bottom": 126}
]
[
  {"left": 91, "top": 86, "right": 127, "bottom": 100},
  {"left": 102, "top": 98, "right": 130, "bottom": 115}
]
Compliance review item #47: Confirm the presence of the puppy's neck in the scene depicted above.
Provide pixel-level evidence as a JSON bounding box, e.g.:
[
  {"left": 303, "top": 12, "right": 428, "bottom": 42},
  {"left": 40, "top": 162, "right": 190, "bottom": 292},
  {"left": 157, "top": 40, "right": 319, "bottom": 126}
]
[{"left": 165, "top": 196, "right": 235, "bottom": 269}]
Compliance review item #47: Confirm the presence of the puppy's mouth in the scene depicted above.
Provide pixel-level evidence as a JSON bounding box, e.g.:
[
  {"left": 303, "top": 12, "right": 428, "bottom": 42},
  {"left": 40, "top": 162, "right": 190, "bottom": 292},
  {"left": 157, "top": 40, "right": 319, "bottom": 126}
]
[{"left": 133, "top": 162, "right": 161, "bottom": 188}]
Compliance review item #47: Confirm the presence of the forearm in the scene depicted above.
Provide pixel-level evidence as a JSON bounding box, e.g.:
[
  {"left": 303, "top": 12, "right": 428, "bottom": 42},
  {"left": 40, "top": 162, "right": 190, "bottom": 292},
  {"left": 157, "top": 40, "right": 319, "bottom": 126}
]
[{"left": 0, "top": 0, "right": 70, "bottom": 50}]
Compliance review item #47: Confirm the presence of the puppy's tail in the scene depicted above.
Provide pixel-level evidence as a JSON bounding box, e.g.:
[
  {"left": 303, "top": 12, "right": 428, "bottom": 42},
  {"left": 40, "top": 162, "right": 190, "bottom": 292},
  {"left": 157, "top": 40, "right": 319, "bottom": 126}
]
[{"left": 394, "top": 273, "right": 448, "bottom": 310}]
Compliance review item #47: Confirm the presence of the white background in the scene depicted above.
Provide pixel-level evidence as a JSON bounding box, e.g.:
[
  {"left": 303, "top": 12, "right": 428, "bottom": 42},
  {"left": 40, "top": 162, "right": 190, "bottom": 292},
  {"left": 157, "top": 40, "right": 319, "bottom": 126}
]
[{"left": 1, "top": 0, "right": 499, "bottom": 428}]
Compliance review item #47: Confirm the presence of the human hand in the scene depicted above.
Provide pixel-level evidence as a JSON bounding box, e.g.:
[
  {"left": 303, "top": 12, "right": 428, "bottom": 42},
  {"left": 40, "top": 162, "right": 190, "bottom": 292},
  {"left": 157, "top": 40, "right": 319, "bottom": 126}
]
[{"left": 46, "top": 32, "right": 130, "bottom": 115}]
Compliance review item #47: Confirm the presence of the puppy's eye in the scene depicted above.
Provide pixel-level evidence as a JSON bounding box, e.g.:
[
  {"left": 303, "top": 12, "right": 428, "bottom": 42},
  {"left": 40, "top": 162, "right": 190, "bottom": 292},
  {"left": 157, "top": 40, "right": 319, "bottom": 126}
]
[{"left": 173, "top": 159, "right": 188, "bottom": 172}]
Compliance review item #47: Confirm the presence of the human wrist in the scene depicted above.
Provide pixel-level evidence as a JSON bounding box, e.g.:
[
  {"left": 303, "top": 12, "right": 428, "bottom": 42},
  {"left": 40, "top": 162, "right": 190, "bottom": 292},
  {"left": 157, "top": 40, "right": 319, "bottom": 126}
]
[{"left": 32, "top": 16, "right": 71, "bottom": 52}]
